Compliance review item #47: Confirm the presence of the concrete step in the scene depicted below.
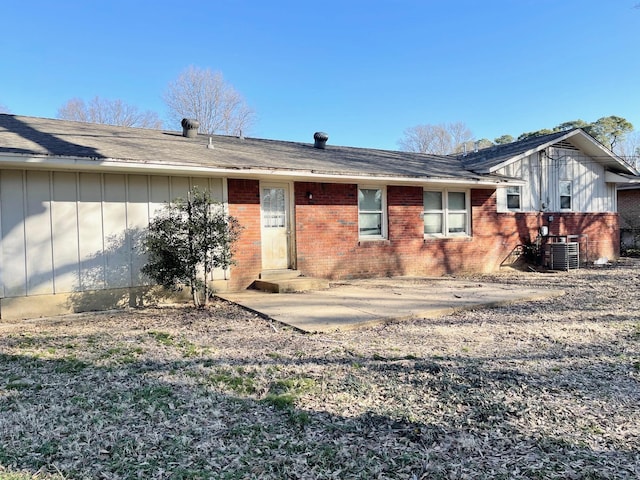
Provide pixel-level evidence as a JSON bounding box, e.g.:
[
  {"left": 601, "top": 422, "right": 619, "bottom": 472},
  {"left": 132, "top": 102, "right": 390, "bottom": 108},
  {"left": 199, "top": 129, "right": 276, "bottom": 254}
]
[
  {"left": 253, "top": 276, "right": 330, "bottom": 293},
  {"left": 259, "top": 269, "right": 302, "bottom": 281}
]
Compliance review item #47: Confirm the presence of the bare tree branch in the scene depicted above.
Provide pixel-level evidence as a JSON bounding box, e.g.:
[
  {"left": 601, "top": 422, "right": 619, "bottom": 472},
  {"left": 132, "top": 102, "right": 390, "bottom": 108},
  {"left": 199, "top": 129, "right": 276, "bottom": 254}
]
[
  {"left": 398, "top": 122, "right": 474, "bottom": 155},
  {"left": 57, "top": 96, "right": 163, "bottom": 129},
  {"left": 163, "top": 66, "right": 255, "bottom": 136}
]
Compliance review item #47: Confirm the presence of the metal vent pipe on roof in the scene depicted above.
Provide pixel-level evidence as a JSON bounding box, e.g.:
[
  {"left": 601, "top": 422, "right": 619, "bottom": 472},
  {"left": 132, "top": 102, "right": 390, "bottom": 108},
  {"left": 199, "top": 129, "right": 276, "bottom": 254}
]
[
  {"left": 314, "top": 131, "right": 329, "bottom": 149},
  {"left": 181, "top": 118, "right": 200, "bottom": 138}
]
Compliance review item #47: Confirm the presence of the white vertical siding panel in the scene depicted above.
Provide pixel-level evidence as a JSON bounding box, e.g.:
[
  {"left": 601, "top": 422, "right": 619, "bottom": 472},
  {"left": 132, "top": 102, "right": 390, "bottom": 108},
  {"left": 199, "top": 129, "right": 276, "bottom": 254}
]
[
  {"left": 170, "top": 177, "right": 191, "bottom": 201},
  {"left": 549, "top": 154, "right": 559, "bottom": 211},
  {"left": 583, "top": 155, "right": 596, "bottom": 211},
  {"left": 592, "top": 162, "right": 602, "bottom": 212},
  {"left": 103, "top": 174, "right": 129, "bottom": 289},
  {"left": 209, "top": 178, "right": 224, "bottom": 202},
  {"left": 496, "top": 164, "right": 507, "bottom": 213},
  {"left": 571, "top": 155, "right": 583, "bottom": 211},
  {"left": 608, "top": 184, "right": 616, "bottom": 212},
  {"left": 1, "top": 171, "right": 230, "bottom": 299},
  {"left": 598, "top": 164, "right": 613, "bottom": 212},
  {"left": 583, "top": 156, "right": 608, "bottom": 212},
  {"left": 150, "top": 176, "right": 171, "bottom": 218},
  {"left": 78, "top": 173, "right": 105, "bottom": 290},
  {"left": 191, "top": 177, "right": 210, "bottom": 194},
  {"left": 515, "top": 157, "right": 525, "bottom": 210},
  {"left": 24, "top": 171, "right": 54, "bottom": 295},
  {"left": 524, "top": 155, "right": 534, "bottom": 210},
  {"left": 127, "top": 175, "right": 151, "bottom": 286},
  {"left": 51, "top": 172, "right": 80, "bottom": 293},
  {"left": 522, "top": 155, "right": 534, "bottom": 211},
  {"left": 0, "top": 170, "right": 27, "bottom": 297},
  {"left": 493, "top": 165, "right": 508, "bottom": 212},
  {"left": 208, "top": 178, "right": 227, "bottom": 280}
]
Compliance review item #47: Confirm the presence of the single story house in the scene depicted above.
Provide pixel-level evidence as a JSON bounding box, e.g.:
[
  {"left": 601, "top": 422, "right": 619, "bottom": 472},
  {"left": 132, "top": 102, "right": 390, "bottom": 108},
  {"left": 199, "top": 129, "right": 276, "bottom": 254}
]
[{"left": 1, "top": 114, "right": 638, "bottom": 319}]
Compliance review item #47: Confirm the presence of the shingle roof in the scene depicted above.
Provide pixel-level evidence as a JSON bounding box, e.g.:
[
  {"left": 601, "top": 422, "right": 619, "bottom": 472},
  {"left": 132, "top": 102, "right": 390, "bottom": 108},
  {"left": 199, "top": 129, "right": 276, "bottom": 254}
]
[
  {"left": 3, "top": 115, "right": 634, "bottom": 182},
  {"left": 458, "top": 128, "right": 637, "bottom": 175},
  {"left": 458, "top": 130, "right": 573, "bottom": 172},
  {"left": 0, "top": 114, "right": 499, "bottom": 183}
]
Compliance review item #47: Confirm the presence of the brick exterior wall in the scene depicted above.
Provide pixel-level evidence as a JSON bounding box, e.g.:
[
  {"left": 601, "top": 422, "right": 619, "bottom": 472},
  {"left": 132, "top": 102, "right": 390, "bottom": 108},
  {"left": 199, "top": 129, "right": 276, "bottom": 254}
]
[
  {"left": 618, "top": 188, "right": 640, "bottom": 229},
  {"left": 618, "top": 188, "right": 640, "bottom": 248},
  {"left": 227, "top": 179, "right": 262, "bottom": 290},
  {"left": 227, "top": 180, "right": 621, "bottom": 289}
]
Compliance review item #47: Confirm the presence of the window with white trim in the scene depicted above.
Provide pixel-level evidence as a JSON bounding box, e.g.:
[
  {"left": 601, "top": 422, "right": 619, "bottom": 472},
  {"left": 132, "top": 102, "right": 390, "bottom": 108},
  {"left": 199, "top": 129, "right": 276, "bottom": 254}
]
[
  {"left": 358, "top": 186, "right": 386, "bottom": 239},
  {"left": 506, "top": 186, "right": 521, "bottom": 210},
  {"left": 423, "top": 189, "right": 470, "bottom": 236},
  {"left": 559, "top": 180, "right": 572, "bottom": 210}
]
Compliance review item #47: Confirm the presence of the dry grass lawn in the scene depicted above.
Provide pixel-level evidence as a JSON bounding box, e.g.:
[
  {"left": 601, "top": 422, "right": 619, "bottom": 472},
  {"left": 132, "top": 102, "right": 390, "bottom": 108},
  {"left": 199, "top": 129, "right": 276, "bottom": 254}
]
[{"left": 1, "top": 260, "right": 639, "bottom": 479}]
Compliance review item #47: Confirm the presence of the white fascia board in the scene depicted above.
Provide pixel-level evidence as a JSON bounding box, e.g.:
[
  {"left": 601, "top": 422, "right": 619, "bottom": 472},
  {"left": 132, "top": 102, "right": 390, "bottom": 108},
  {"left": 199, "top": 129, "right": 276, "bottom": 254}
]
[
  {"left": 606, "top": 171, "right": 640, "bottom": 184},
  {"left": 0, "top": 153, "right": 517, "bottom": 187}
]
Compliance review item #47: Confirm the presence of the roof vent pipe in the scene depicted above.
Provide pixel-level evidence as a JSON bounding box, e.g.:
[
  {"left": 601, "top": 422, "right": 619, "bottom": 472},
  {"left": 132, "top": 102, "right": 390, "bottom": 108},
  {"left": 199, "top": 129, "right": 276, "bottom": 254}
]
[
  {"left": 313, "top": 131, "right": 329, "bottom": 149},
  {"left": 181, "top": 118, "right": 200, "bottom": 138}
]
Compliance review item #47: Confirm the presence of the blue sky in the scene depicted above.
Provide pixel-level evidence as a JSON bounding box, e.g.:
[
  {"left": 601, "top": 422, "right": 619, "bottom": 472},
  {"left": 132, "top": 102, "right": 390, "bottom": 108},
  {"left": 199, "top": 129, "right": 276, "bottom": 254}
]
[{"left": 2, "top": 0, "right": 639, "bottom": 150}]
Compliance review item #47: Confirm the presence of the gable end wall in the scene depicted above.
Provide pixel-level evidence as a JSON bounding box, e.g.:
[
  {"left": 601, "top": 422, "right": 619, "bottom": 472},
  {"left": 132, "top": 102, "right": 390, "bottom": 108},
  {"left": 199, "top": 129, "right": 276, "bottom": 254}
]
[{"left": 495, "top": 148, "right": 616, "bottom": 213}]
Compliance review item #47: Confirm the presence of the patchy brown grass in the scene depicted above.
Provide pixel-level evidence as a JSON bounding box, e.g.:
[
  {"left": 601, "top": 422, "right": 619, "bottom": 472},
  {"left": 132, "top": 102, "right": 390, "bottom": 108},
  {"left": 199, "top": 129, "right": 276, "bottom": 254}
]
[{"left": 1, "top": 260, "right": 639, "bottom": 479}]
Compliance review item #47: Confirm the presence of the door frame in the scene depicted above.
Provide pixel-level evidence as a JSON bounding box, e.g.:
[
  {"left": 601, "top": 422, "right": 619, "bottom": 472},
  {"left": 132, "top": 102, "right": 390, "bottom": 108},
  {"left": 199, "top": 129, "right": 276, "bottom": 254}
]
[{"left": 259, "top": 181, "right": 296, "bottom": 270}]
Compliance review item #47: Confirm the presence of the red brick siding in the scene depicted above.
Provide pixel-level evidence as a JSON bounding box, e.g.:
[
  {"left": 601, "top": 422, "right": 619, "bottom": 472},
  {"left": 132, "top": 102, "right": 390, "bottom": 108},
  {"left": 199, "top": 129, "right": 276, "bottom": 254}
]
[
  {"left": 227, "top": 179, "right": 262, "bottom": 290},
  {"left": 227, "top": 180, "right": 621, "bottom": 289},
  {"left": 295, "top": 184, "right": 501, "bottom": 278},
  {"left": 618, "top": 189, "right": 640, "bottom": 229},
  {"left": 488, "top": 211, "right": 619, "bottom": 264},
  {"left": 294, "top": 183, "right": 360, "bottom": 277}
]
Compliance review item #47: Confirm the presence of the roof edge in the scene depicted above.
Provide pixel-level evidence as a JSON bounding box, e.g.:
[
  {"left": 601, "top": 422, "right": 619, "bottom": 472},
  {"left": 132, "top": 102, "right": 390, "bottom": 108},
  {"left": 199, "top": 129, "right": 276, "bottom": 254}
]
[{"left": 0, "top": 152, "right": 520, "bottom": 187}]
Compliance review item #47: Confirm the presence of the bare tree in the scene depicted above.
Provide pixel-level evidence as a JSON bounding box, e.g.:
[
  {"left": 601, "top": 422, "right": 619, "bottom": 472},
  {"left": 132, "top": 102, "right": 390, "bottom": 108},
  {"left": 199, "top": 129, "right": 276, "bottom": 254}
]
[
  {"left": 57, "top": 96, "right": 163, "bottom": 129},
  {"left": 398, "top": 122, "right": 474, "bottom": 155},
  {"left": 448, "top": 122, "right": 474, "bottom": 153},
  {"left": 163, "top": 66, "right": 255, "bottom": 136},
  {"left": 618, "top": 130, "right": 640, "bottom": 169}
]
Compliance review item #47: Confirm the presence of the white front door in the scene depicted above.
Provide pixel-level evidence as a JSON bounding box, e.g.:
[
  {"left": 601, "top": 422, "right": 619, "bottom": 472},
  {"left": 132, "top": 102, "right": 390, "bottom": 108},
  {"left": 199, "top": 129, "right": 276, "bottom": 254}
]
[{"left": 260, "top": 183, "right": 291, "bottom": 270}]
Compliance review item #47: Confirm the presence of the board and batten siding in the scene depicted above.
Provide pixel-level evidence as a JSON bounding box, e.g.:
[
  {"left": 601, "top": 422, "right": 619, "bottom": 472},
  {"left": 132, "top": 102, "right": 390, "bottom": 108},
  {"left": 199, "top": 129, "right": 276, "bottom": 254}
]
[
  {"left": 0, "top": 170, "right": 225, "bottom": 299},
  {"left": 495, "top": 147, "right": 617, "bottom": 213}
]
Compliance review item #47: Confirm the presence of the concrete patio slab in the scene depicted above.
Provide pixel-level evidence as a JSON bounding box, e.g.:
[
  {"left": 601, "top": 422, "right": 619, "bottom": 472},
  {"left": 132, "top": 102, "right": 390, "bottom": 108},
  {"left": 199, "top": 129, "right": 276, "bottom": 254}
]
[{"left": 217, "top": 277, "right": 565, "bottom": 333}]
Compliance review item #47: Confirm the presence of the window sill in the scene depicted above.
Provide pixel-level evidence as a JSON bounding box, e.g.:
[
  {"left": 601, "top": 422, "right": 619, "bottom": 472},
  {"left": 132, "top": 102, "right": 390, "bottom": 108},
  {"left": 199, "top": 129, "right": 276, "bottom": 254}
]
[
  {"left": 424, "top": 234, "right": 471, "bottom": 241},
  {"left": 358, "top": 238, "right": 391, "bottom": 246}
]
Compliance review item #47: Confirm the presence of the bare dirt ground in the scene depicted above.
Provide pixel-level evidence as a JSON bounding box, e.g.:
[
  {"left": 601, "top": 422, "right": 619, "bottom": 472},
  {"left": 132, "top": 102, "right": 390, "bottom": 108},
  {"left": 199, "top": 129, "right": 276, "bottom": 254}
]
[{"left": 1, "top": 260, "right": 639, "bottom": 479}]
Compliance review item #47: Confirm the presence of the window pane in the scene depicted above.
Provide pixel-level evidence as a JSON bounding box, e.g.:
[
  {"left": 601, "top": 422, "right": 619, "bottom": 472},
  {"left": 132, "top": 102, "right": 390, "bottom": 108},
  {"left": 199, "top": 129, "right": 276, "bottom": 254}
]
[
  {"left": 359, "top": 213, "right": 382, "bottom": 236},
  {"left": 507, "top": 194, "right": 520, "bottom": 209},
  {"left": 506, "top": 186, "right": 520, "bottom": 194},
  {"left": 560, "top": 181, "right": 572, "bottom": 196},
  {"left": 358, "top": 188, "right": 382, "bottom": 211},
  {"left": 560, "top": 196, "right": 571, "bottom": 209},
  {"left": 448, "top": 213, "right": 466, "bottom": 233},
  {"left": 262, "top": 188, "right": 286, "bottom": 228},
  {"left": 423, "top": 191, "right": 442, "bottom": 210},
  {"left": 448, "top": 191, "right": 466, "bottom": 210},
  {"left": 424, "top": 213, "right": 443, "bottom": 234}
]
